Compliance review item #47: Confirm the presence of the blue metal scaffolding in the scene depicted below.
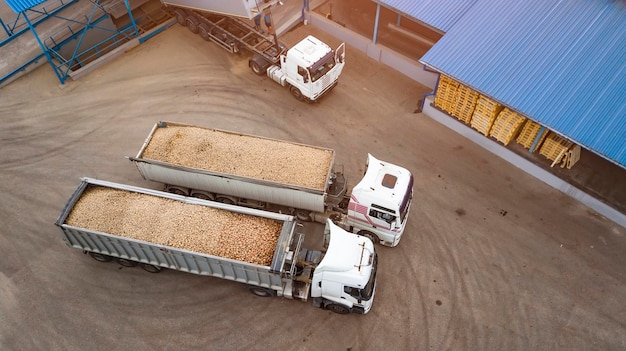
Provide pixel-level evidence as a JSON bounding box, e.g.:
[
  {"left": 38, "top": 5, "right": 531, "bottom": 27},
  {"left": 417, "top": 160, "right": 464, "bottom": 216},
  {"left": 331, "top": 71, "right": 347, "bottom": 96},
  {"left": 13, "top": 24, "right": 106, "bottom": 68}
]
[{"left": 1, "top": 0, "right": 170, "bottom": 85}]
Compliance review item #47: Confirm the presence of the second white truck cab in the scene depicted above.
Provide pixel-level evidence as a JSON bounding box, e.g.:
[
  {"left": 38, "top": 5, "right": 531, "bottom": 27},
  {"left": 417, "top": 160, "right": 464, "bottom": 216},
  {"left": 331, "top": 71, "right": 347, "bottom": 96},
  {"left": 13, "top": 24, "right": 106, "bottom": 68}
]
[
  {"left": 266, "top": 35, "right": 346, "bottom": 101},
  {"left": 341, "top": 154, "right": 414, "bottom": 247}
]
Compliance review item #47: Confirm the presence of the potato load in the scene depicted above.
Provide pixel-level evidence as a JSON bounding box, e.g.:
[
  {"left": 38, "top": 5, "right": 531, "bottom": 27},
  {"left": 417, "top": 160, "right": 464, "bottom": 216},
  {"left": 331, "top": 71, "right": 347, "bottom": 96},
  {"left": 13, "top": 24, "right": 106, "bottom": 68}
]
[
  {"left": 142, "top": 125, "right": 332, "bottom": 190},
  {"left": 66, "top": 186, "right": 282, "bottom": 266}
]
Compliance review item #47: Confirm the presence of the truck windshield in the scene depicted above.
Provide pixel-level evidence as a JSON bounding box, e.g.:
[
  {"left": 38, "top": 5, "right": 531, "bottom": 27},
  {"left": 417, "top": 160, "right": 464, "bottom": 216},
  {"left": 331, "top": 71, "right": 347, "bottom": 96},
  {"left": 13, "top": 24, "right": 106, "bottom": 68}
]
[
  {"left": 359, "top": 252, "right": 378, "bottom": 300},
  {"left": 309, "top": 51, "right": 336, "bottom": 82},
  {"left": 399, "top": 174, "right": 414, "bottom": 223}
]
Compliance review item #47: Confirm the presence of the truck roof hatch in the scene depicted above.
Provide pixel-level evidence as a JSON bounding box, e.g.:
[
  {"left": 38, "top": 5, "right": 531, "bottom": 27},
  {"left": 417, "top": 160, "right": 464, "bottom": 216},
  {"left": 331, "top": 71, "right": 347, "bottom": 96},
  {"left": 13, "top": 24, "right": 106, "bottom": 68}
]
[{"left": 288, "top": 35, "right": 332, "bottom": 68}]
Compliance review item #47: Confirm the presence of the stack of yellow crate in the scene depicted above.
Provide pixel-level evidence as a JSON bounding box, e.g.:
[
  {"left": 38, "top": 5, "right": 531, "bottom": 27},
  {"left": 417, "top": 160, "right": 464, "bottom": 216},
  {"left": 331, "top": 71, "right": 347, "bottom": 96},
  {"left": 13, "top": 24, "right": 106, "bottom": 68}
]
[
  {"left": 470, "top": 95, "right": 502, "bottom": 136},
  {"left": 452, "top": 84, "right": 479, "bottom": 124},
  {"left": 516, "top": 120, "right": 547, "bottom": 149},
  {"left": 434, "top": 75, "right": 459, "bottom": 114},
  {"left": 539, "top": 132, "right": 573, "bottom": 167},
  {"left": 488, "top": 108, "right": 527, "bottom": 145}
]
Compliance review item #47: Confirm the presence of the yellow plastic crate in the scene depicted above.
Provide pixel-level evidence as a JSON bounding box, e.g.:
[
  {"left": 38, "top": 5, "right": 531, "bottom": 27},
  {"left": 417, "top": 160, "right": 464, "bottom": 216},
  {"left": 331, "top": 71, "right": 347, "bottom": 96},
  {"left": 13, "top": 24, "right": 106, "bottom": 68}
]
[{"left": 489, "top": 108, "right": 526, "bottom": 145}]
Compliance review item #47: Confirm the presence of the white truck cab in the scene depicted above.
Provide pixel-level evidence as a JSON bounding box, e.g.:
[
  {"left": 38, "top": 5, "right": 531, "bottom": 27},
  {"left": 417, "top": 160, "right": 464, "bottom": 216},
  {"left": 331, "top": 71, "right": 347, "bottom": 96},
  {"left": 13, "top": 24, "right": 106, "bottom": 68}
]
[
  {"left": 268, "top": 35, "right": 345, "bottom": 102},
  {"left": 346, "top": 154, "right": 414, "bottom": 247},
  {"left": 310, "top": 220, "right": 377, "bottom": 314}
]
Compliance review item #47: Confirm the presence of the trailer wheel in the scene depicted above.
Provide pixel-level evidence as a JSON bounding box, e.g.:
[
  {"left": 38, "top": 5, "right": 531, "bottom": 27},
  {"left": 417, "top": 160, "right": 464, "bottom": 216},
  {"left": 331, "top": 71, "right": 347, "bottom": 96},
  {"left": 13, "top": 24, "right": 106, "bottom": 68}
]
[
  {"left": 140, "top": 263, "right": 162, "bottom": 273},
  {"left": 116, "top": 258, "right": 137, "bottom": 267},
  {"left": 326, "top": 303, "right": 350, "bottom": 314},
  {"left": 186, "top": 16, "right": 200, "bottom": 34},
  {"left": 198, "top": 24, "right": 210, "bottom": 41},
  {"left": 248, "top": 286, "right": 275, "bottom": 297},
  {"left": 88, "top": 252, "right": 112, "bottom": 262},
  {"left": 295, "top": 210, "right": 311, "bottom": 222},
  {"left": 173, "top": 9, "right": 187, "bottom": 26},
  {"left": 289, "top": 85, "right": 304, "bottom": 101},
  {"left": 190, "top": 191, "right": 214, "bottom": 201},
  {"left": 216, "top": 197, "right": 235, "bottom": 205}
]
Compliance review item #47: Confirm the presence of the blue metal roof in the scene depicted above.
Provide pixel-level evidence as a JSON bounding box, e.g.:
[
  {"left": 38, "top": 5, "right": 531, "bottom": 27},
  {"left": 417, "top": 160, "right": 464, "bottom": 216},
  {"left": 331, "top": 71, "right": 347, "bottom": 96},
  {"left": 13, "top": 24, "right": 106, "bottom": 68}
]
[
  {"left": 420, "top": 0, "right": 626, "bottom": 167},
  {"left": 374, "top": 0, "right": 478, "bottom": 32},
  {"left": 3, "top": 0, "right": 46, "bottom": 13}
]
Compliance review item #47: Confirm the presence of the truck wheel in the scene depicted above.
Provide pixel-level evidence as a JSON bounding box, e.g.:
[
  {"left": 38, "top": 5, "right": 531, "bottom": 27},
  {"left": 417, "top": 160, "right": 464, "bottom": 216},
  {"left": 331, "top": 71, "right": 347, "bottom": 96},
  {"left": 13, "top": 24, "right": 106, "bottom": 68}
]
[
  {"left": 326, "top": 303, "right": 350, "bottom": 314},
  {"left": 186, "top": 16, "right": 200, "bottom": 34},
  {"left": 290, "top": 85, "right": 304, "bottom": 101},
  {"left": 88, "top": 252, "right": 112, "bottom": 262},
  {"left": 216, "top": 197, "right": 235, "bottom": 205},
  {"left": 166, "top": 186, "right": 189, "bottom": 196},
  {"left": 190, "top": 191, "right": 214, "bottom": 201},
  {"left": 116, "top": 258, "right": 137, "bottom": 267},
  {"left": 173, "top": 9, "right": 187, "bottom": 26},
  {"left": 359, "top": 231, "right": 379, "bottom": 245},
  {"left": 248, "top": 286, "right": 275, "bottom": 297},
  {"left": 249, "top": 60, "right": 264, "bottom": 75},
  {"left": 295, "top": 210, "right": 311, "bottom": 222},
  {"left": 140, "top": 263, "right": 162, "bottom": 273},
  {"left": 198, "top": 24, "right": 210, "bottom": 41}
]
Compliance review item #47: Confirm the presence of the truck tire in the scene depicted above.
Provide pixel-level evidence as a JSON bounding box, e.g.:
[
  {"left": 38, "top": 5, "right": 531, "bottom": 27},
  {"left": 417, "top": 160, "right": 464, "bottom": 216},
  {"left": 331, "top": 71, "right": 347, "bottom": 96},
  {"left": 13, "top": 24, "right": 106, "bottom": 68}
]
[
  {"left": 173, "top": 9, "right": 187, "bottom": 26},
  {"left": 249, "top": 60, "right": 264, "bottom": 75},
  {"left": 186, "top": 16, "right": 200, "bottom": 34},
  {"left": 358, "top": 231, "right": 379, "bottom": 245},
  {"left": 88, "top": 252, "right": 112, "bottom": 262},
  {"left": 216, "top": 196, "right": 235, "bottom": 205},
  {"left": 326, "top": 303, "right": 350, "bottom": 314},
  {"left": 295, "top": 209, "right": 311, "bottom": 222},
  {"left": 190, "top": 190, "right": 214, "bottom": 201},
  {"left": 289, "top": 85, "right": 304, "bottom": 101},
  {"left": 248, "top": 286, "right": 275, "bottom": 297},
  {"left": 140, "top": 263, "right": 162, "bottom": 273},
  {"left": 198, "top": 24, "right": 210, "bottom": 41},
  {"left": 116, "top": 258, "right": 137, "bottom": 267}
]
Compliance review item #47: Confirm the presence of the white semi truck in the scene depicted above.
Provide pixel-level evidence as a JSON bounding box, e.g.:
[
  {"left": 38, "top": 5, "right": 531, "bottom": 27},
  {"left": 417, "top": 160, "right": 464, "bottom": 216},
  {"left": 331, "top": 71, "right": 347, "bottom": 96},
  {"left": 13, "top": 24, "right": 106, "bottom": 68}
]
[
  {"left": 56, "top": 177, "right": 377, "bottom": 314},
  {"left": 128, "top": 121, "right": 414, "bottom": 247},
  {"left": 160, "top": 0, "right": 345, "bottom": 102}
]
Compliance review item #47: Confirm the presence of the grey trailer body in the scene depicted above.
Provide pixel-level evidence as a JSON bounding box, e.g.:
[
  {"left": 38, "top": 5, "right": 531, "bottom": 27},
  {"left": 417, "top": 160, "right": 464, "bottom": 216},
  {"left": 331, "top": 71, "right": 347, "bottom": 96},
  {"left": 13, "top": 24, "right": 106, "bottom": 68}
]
[
  {"left": 128, "top": 122, "right": 346, "bottom": 214},
  {"left": 55, "top": 178, "right": 297, "bottom": 292},
  {"left": 160, "top": 0, "right": 278, "bottom": 19}
]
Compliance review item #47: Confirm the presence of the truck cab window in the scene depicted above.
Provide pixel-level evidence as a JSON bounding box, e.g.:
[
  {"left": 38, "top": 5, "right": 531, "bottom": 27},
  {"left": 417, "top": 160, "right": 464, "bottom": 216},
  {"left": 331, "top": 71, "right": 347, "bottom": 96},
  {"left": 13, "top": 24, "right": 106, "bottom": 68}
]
[
  {"left": 369, "top": 208, "right": 396, "bottom": 224},
  {"left": 298, "top": 66, "right": 309, "bottom": 82}
]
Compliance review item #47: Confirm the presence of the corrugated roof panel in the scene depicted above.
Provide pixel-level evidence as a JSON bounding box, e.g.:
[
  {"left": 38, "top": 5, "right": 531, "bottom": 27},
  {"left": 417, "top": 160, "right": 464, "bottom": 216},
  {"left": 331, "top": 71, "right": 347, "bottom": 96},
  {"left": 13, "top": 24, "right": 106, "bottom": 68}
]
[
  {"left": 420, "top": 0, "right": 626, "bottom": 167},
  {"left": 3, "top": 0, "right": 47, "bottom": 13},
  {"left": 375, "top": 0, "right": 478, "bottom": 32}
]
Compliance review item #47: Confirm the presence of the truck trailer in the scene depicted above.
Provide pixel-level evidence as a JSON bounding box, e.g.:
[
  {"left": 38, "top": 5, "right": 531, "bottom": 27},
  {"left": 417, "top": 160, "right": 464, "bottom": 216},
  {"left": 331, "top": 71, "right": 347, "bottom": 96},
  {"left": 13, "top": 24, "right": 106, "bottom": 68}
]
[
  {"left": 160, "top": 0, "right": 345, "bottom": 102},
  {"left": 128, "top": 121, "right": 414, "bottom": 247},
  {"left": 56, "top": 177, "right": 377, "bottom": 314}
]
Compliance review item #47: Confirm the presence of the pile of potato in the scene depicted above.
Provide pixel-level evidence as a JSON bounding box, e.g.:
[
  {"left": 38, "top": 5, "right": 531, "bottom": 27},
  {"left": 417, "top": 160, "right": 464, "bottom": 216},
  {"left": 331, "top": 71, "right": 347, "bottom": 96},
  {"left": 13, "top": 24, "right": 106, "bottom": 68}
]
[
  {"left": 141, "top": 125, "right": 333, "bottom": 190},
  {"left": 65, "top": 186, "right": 282, "bottom": 266}
]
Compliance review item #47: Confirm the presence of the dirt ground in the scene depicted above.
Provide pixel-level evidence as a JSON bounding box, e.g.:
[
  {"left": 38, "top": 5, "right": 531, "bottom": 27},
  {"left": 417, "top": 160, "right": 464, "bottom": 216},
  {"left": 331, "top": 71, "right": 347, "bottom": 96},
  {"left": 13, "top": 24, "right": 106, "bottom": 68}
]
[{"left": 1, "top": 22, "right": 625, "bottom": 351}]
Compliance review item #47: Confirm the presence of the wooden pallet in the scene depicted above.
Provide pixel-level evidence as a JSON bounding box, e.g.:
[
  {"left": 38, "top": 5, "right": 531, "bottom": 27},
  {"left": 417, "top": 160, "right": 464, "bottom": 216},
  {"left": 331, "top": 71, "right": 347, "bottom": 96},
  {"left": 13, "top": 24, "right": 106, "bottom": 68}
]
[
  {"left": 470, "top": 95, "right": 502, "bottom": 136},
  {"left": 489, "top": 108, "right": 526, "bottom": 145},
  {"left": 434, "top": 75, "right": 459, "bottom": 113},
  {"left": 516, "top": 120, "right": 547, "bottom": 149},
  {"left": 539, "top": 132, "right": 573, "bottom": 166},
  {"left": 564, "top": 144, "right": 581, "bottom": 169},
  {"left": 451, "top": 85, "right": 479, "bottom": 124}
]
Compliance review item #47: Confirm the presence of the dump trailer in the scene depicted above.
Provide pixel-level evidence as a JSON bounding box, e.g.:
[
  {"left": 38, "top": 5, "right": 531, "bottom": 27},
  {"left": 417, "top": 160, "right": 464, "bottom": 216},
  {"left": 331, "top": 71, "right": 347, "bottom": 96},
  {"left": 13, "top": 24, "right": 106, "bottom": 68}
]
[
  {"left": 128, "top": 121, "right": 414, "bottom": 247},
  {"left": 160, "top": 0, "right": 345, "bottom": 102},
  {"left": 55, "top": 177, "right": 377, "bottom": 314}
]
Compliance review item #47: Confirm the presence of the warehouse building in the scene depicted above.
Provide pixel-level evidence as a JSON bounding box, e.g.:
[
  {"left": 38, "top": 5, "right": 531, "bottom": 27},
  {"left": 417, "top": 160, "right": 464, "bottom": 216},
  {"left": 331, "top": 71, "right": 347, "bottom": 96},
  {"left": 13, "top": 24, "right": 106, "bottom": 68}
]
[{"left": 1, "top": 0, "right": 624, "bottom": 227}]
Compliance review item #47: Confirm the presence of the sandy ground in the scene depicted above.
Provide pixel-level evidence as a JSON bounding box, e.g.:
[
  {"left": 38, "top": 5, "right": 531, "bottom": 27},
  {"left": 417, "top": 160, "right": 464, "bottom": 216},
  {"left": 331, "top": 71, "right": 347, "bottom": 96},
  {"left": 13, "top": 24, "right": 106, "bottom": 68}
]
[{"left": 0, "top": 23, "right": 625, "bottom": 351}]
